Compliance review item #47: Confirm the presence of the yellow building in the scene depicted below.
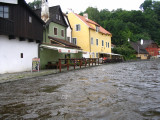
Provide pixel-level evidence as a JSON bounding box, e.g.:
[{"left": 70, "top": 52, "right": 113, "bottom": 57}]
[{"left": 67, "top": 12, "right": 112, "bottom": 58}]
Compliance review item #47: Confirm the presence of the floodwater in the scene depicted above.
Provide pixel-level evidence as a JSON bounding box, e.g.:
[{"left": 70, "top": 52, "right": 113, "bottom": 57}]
[{"left": 0, "top": 60, "right": 160, "bottom": 120}]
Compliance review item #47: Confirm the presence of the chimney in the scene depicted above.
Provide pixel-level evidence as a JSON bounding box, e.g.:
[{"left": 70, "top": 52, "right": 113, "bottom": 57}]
[
  {"left": 41, "top": 0, "right": 49, "bottom": 22},
  {"left": 83, "top": 13, "right": 88, "bottom": 20},
  {"left": 141, "top": 39, "right": 143, "bottom": 45}
]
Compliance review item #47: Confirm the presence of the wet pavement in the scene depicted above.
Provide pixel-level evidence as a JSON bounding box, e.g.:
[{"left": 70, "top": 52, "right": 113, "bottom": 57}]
[{"left": 0, "top": 59, "right": 160, "bottom": 119}]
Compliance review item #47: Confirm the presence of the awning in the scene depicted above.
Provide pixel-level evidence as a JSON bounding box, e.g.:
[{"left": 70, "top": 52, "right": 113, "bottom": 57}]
[
  {"left": 99, "top": 52, "right": 122, "bottom": 56},
  {"left": 40, "top": 44, "right": 82, "bottom": 53}
]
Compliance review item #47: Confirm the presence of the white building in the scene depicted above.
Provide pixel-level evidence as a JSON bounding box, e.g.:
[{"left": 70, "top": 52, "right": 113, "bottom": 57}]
[
  {"left": 0, "top": 36, "right": 39, "bottom": 74},
  {"left": 0, "top": 0, "right": 44, "bottom": 74}
]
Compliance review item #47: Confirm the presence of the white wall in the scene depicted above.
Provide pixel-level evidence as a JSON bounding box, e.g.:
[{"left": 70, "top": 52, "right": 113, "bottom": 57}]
[
  {"left": 0, "top": 35, "right": 38, "bottom": 74},
  {"left": 0, "top": 0, "right": 18, "bottom": 4},
  {"left": 67, "top": 27, "right": 72, "bottom": 43},
  {"left": 64, "top": 16, "right": 72, "bottom": 42},
  {"left": 83, "top": 52, "right": 90, "bottom": 58}
]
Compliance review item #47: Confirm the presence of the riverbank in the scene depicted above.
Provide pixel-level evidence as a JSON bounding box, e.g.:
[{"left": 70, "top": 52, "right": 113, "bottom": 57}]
[
  {"left": 0, "top": 58, "right": 159, "bottom": 84},
  {"left": 0, "top": 64, "right": 102, "bottom": 84}
]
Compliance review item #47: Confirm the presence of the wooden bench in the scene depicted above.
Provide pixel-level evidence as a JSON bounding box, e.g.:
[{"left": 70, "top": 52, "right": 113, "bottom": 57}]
[{"left": 45, "top": 61, "right": 59, "bottom": 69}]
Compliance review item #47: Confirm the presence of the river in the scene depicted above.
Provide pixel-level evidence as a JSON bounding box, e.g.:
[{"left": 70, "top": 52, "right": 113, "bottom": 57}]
[{"left": 0, "top": 59, "right": 160, "bottom": 119}]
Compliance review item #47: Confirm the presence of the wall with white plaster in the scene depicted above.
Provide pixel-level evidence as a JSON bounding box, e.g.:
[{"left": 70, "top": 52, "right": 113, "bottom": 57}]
[
  {"left": 0, "top": 0, "right": 18, "bottom": 4},
  {"left": 64, "top": 16, "right": 72, "bottom": 42},
  {"left": 0, "top": 35, "right": 38, "bottom": 74}
]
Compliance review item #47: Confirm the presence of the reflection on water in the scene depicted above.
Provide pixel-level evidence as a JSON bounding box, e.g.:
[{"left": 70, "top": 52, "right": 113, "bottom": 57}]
[{"left": 0, "top": 59, "right": 160, "bottom": 119}]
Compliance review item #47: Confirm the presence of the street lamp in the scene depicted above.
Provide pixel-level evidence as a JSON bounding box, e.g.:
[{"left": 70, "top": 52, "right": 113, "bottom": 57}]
[{"left": 138, "top": 45, "right": 139, "bottom": 57}]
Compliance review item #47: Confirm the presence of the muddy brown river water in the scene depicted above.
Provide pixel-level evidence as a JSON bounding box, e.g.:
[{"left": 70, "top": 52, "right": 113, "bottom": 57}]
[{"left": 0, "top": 60, "right": 160, "bottom": 120}]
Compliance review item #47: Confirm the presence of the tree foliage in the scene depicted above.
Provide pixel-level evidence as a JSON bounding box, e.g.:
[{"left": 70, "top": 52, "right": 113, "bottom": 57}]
[
  {"left": 28, "top": 0, "right": 41, "bottom": 10},
  {"left": 79, "top": 0, "right": 160, "bottom": 46},
  {"left": 112, "top": 44, "right": 136, "bottom": 60}
]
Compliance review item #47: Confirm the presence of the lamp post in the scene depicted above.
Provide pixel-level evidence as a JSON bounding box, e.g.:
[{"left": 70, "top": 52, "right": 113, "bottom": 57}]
[{"left": 138, "top": 45, "right": 139, "bottom": 57}]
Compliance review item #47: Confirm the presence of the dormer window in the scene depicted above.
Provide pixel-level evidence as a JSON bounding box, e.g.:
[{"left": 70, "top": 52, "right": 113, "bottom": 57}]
[
  {"left": 0, "top": 6, "right": 9, "bottom": 18},
  {"left": 56, "top": 14, "right": 61, "bottom": 21},
  {"left": 96, "top": 26, "right": 99, "bottom": 32}
]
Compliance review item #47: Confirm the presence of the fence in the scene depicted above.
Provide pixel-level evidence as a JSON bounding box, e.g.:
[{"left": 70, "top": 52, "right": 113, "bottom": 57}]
[
  {"left": 58, "top": 58, "right": 99, "bottom": 72},
  {"left": 45, "top": 58, "right": 123, "bottom": 72}
]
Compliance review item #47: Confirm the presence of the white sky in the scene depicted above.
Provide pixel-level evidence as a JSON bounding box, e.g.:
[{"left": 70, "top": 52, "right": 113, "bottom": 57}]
[{"left": 25, "top": 0, "right": 145, "bottom": 13}]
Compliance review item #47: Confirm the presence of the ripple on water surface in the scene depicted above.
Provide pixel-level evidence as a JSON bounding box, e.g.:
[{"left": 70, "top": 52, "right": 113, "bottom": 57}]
[{"left": 0, "top": 60, "right": 160, "bottom": 119}]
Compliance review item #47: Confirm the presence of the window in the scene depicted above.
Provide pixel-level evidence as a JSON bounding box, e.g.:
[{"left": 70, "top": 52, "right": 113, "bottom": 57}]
[
  {"left": 72, "top": 38, "right": 77, "bottom": 45},
  {"left": 20, "top": 53, "right": 23, "bottom": 58},
  {"left": 92, "top": 52, "right": 95, "bottom": 58},
  {"left": 76, "top": 24, "right": 81, "bottom": 31},
  {"left": 108, "top": 42, "right": 109, "bottom": 48},
  {"left": 102, "top": 40, "right": 104, "bottom": 46},
  {"left": 96, "top": 39, "right": 98, "bottom": 46},
  {"left": 56, "top": 14, "right": 61, "bottom": 20},
  {"left": 29, "top": 16, "right": 32, "bottom": 23},
  {"left": 0, "top": 6, "right": 9, "bottom": 18},
  {"left": 67, "top": 37, "right": 70, "bottom": 42},
  {"left": 96, "top": 53, "right": 99, "bottom": 58},
  {"left": 96, "top": 26, "right": 99, "bottom": 32},
  {"left": 54, "top": 27, "right": 58, "bottom": 35},
  {"left": 61, "top": 30, "right": 64, "bottom": 37},
  {"left": 91, "top": 37, "right": 93, "bottom": 45},
  {"left": 106, "top": 42, "right": 107, "bottom": 47}
]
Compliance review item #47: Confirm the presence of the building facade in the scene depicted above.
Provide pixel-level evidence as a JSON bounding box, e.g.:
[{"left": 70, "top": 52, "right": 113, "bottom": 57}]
[
  {"left": 34, "top": 3, "right": 82, "bottom": 69},
  {"left": 0, "top": 0, "right": 44, "bottom": 74},
  {"left": 130, "top": 42, "right": 149, "bottom": 60},
  {"left": 67, "top": 12, "right": 112, "bottom": 58},
  {"left": 138, "top": 40, "right": 160, "bottom": 58}
]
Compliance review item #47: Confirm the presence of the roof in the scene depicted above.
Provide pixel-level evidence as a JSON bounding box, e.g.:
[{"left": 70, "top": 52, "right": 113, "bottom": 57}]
[
  {"left": 48, "top": 36, "right": 81, "bottom": 49},
  {"left": 34, "top": 6, "right": 68, "bottom": 27},
  {"left": 21, "top": 0, "right": 45, "bottom": 24},
  {"left": 130, "top": 42, "right": 148, "bottom": 54},
  {"left": 74, "top": 13, "right": 112, "bottom": 35},
  {"left": 137, "top": 40, "right": 157, "bottom": 48}
]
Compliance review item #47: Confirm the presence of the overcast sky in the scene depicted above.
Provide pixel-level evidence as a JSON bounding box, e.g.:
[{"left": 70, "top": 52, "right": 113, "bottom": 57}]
[{"left": 25, "top": 0, "right": 145, "bottom": 13}]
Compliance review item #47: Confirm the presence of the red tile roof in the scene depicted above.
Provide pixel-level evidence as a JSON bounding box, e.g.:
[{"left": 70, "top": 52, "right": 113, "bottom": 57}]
[{"left": 75, "top": 13, "right": 112, "bottom": 35}]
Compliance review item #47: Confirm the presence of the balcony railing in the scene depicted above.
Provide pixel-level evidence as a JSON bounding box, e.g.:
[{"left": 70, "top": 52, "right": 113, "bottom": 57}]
[{"left": 0, "top": 18, "right": 14, "bottom": 35}]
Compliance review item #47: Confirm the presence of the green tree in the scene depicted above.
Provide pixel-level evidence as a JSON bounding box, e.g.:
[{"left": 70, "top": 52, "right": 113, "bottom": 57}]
[
  {"left": 28, "top": 0, "right": 41, "bottom": 10},
  {"left": 112, "top": 44, "right": 136, "bottom": 60},
  {"left": 140, "top": 0, "right": 152, "bottom": 11},
  {"left": 79, "top": 0, "right": 160, "bottom": 46},
  {"left": 84, "top": 7, "right": 100, "bottom": 24}
]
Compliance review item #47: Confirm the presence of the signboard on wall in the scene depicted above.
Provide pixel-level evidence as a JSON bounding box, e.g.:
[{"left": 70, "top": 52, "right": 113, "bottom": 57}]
[
  {"left": 0, "top": 0, "right": 18, "bottom": 4},
  {"left": 32, "top": 58, "right": 40, "bottom": 72}
]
